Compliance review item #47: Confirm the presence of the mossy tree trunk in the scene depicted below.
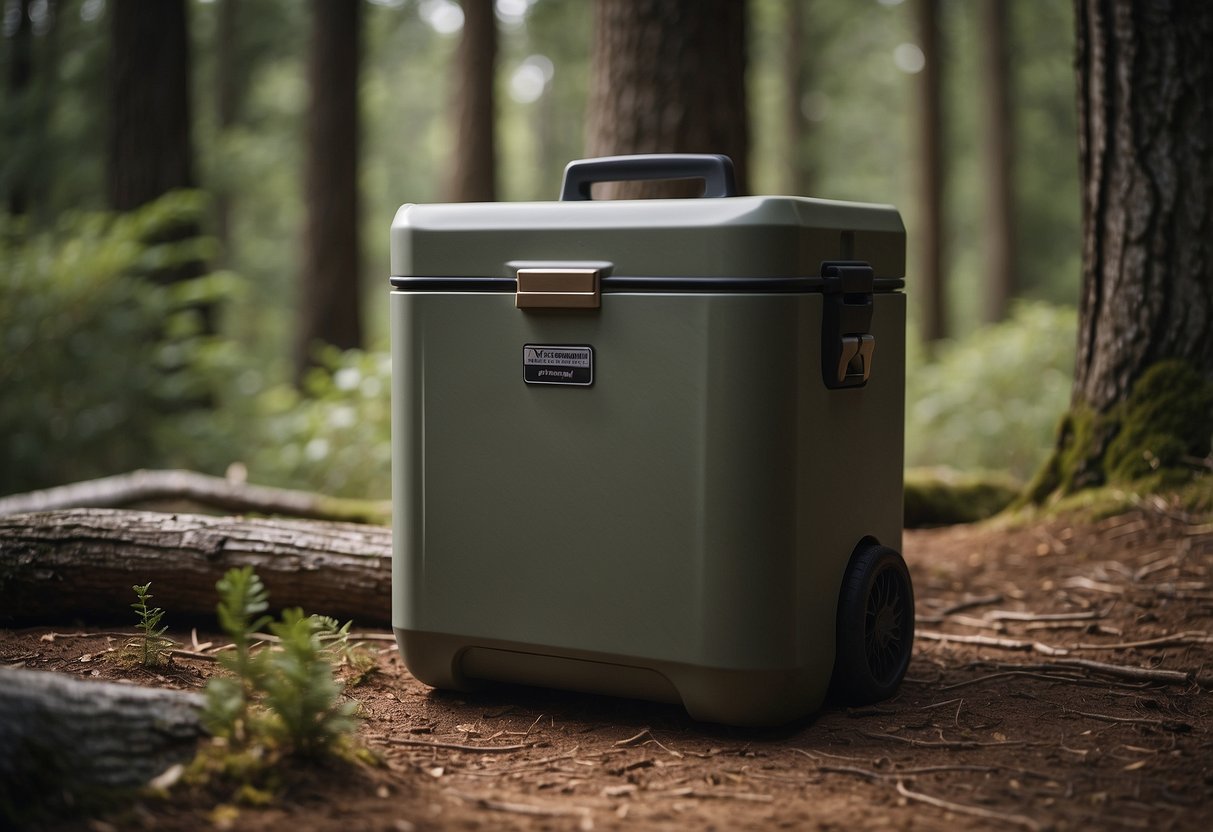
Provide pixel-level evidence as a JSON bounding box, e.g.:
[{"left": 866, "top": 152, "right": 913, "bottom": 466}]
[{"left": 1030, "top": 1, "right": 1213, "bottom": 501}]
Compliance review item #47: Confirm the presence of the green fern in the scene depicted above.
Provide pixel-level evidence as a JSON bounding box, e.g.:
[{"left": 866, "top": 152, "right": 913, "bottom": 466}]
[
  {"left": 202, "top": 566, "right": 359, "bottom": 756},
  {"left": 127, "top": 582, "right": 173, "bottom": 668}
]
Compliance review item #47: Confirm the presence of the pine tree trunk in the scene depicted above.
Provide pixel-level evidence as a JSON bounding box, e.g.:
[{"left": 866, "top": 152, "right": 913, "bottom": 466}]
[
  {"left": 783, "top": 0, "right": 812, "bottom": 196},
  {"left": 296, "top": 0, "right": 363, "bottom": 383},
  {"left": 214, "top": 0, "right": 240, "bottom": 264},
  {"left": 106, "top": 0, "right": 196, "bottom": 212},
  {"left": 1026, "top": 1, "right": 1213, "bottom": 501},
  {"left": 1073, "top": 1, "right": 1213, "bottom": 413},
  {"left": 0, "top": 509, "right": 391, "bottom": 625},
  {"left": 6, "top": 0, "right": 33, "bottom": 216},
  {"left": 978, "top": 0, "right": 1016, "bottom": 323},
  {"left": 914, "top": 0, "right": 946, "bottom": 343},
  {"left": 586, "top": 0, "right": 749, "bottom": 198},
  {"left": 446, "top": 0, "right": 497, "bottom": 202}
]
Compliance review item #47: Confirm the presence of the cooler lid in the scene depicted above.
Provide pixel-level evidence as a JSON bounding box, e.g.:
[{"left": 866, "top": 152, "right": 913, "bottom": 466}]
[{"left": 390, "top": 155, "right": 904, "bottom": 285}]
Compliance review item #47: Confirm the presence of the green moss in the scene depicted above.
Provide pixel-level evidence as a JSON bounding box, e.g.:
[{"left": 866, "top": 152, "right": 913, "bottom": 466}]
[
  {"left": 904, "top": 467, "right": 1021, "bottom": 527},
  {"left": 1023, "top": 359, "right": 1213, "bottom": 505},
  {"left": 1104, "top": 360, "right": 1213, "bottom": 483}
]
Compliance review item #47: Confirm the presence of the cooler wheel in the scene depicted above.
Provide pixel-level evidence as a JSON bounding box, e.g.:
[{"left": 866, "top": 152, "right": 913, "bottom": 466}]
[{"left": 831, "top": 542, "right": 915, "bottom": 705}]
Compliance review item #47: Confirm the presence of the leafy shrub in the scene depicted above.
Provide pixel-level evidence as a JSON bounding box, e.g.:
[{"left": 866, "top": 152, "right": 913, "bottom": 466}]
[
  {"left": 203, "top": 566, "right": 357, "bottom": 757},
  {"left": 905, "top": 302, "right": 1076, "bottom": 483},
  {"left": 0, "top": 194, "right": 239, "bottom": 496},
  {"left": 239, "top": 347, "right": 392, "bottom": 499}
]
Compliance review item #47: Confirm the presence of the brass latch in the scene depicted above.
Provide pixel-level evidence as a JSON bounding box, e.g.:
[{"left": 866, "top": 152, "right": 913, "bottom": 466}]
[{"left": 515, "top": 268, "right": 601, "bottom": 309}]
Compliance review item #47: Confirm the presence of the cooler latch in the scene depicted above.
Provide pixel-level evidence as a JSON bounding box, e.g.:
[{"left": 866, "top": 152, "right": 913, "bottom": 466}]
[
  {"left": 516, "top": 268, "right": 601, "bottom": 309},
  {"left": 820, "top": 261, "right": 875, "bottom": 389}
]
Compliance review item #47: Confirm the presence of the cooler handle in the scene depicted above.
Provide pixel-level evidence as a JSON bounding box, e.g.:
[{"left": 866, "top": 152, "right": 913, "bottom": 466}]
[{"left": 559, "top": 154, "right": 738, "bottom": 201}]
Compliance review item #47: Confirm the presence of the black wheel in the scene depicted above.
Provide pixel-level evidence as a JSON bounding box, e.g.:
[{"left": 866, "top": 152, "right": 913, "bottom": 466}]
[{"left": 831, "top": 542, "right": 914, "bottom": 705}]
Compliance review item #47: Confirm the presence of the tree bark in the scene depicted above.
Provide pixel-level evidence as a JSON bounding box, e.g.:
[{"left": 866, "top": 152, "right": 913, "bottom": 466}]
[
  {"left": 0, "top": 469, "right": 390, "bottom": 524},
  {"left": 1073, "top": 0, "right": 1213, "bottom": 413},
  {"left": 914, "top": 0, "right": 947, "bottom": 343},
  {"left": 5, "top": 0, "right": 33, "bottom": 216},
  {"left": 445, "top": 0, "right": 497, "bottom": 202},
  {"left": 1025, "top": 1, "right": 1213, "bottom": 501},
  {"left": 783, "top": 0, "right": 812, "bottom": 196},
  {"left": 213, "top": 0, "right": 240, "bottom": 264},
  {"left": 106, "top": 0, "right": 196, "bottom": 212},
  {"left": 586, "top": 0, "right": 749, "bottom": 198},
  {"left": 295, "top": 0, "right": 363, "bottom": 383},
  {"left": 0, "top": 668, "right": 203, "bottom": 815},
  {"left": 978, "top": 0, "right": 1016, "bottom": 323},
  {"left": 0, "top": 509, "right": 391, "bottom": 625}
]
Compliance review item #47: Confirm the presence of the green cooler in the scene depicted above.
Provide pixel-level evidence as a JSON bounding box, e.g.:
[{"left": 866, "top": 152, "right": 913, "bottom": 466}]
[{"left": 390, "top": 155, "right": 913, "bottom": 727}]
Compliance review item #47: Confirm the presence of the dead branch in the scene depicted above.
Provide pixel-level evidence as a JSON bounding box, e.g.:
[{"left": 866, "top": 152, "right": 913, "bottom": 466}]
[
  {"left": 895, "top": 779, "right": 1043, "bottom": 831},
  {"left": 0, "top": 508, "right": 391, "bottom": 624},
  {"left": 0, "top": 469, "right": 390, "bottom": 525},
  {"left": 382, "top": 737, "right": 541, "bottom": 753},
  {"left": 917, "top": 630, "right": 1069, "bottom": 656},
  {"left": 0, "top": 667, "right": 204, "bottom": 811}
]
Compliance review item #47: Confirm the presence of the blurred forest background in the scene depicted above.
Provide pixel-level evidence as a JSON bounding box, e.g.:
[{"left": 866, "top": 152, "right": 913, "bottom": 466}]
[{"left": 0, "top": 0, "right": 1081, "bottom": 500}]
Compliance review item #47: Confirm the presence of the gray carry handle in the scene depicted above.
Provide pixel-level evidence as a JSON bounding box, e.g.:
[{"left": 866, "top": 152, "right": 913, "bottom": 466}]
[{"left": 559, "top": 154, "right": 738, "bottom": 201}]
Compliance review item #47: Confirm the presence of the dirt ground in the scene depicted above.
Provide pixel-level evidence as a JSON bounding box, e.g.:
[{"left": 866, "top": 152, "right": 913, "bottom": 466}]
[{"left": 3, "top": 497, "right": 1212, "bottom": 831}]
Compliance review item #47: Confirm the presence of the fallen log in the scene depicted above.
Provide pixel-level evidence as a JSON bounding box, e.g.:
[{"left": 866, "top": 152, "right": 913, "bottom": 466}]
[
  {"left": 0, "top": 468, "right": 391, "bottom": 525},
  {"left": 0, "top": 667, "right": 203, "bottom": 818},
  {"left": 0, "top": 508, "right": 392, "bottom": 625}
]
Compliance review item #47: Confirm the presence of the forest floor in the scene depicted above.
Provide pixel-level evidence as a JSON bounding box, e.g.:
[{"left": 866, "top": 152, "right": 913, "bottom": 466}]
[{"left": 3, "top": 497, "right": 1213, "bottom": 831}]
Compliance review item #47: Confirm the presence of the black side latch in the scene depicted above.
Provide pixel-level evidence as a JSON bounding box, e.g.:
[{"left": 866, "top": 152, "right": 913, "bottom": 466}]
[{"left": 820, "top": 261, "right": 876, "bottom": 389}]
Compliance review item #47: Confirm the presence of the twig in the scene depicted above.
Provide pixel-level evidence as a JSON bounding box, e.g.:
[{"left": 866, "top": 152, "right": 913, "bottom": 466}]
[
  {"left": 1069, "top": 631, "right": 1213, "bottom": 652},
  {"left": 613, "top": 728, "right": 683, "bottom": 758},
  {"left": 862, "top": 731, "right": 1023, "bottom": 750},
  {"left": 983, "top": 609, "right": 1103, "bottom": 623},
  {"left": 939, "top": 593, "right": 1004, "bottom": 616},
  {"left": 657, "top": 787, "right": 773, "bottom": 803},
  {"left": 917, "top": 630, "right": 1068, "bottom": 656},
  {"left": 382, "top": 737, "right": 540, "bottom": 753},
  {"left": 450, "top": 791, "right": 593, "bottom": 826},
  {"left": 895, "top": 779, "right": 1043, "bottom": 831}
]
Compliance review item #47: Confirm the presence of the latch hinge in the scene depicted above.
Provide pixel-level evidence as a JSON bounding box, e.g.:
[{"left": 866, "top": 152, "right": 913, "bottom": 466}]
[
  {"left": 820, "top": 261, "right": 876, "bottom": 389},
  {"left": 516, "top": 268, "right": 601, "bottom": 309}
]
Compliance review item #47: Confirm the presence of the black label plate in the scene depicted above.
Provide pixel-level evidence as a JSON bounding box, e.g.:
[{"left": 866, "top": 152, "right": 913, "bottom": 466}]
[{"left": 523, "top": 344, "right": 594, "bottom": 386}]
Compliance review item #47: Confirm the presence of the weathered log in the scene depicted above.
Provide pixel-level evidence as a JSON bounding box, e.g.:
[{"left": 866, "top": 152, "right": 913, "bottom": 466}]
[
  {"left": 0, "top": 667, "right": 203, "bottom": 816},
  {"left": 0, "top": 468, "right": 391, "bottom": 524},
  {"left": 0, "top": 508, "right": 391, "bottom": 625}
]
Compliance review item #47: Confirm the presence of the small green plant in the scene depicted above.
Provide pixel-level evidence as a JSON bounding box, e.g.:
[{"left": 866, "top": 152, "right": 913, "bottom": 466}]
[
  {"left": 314, "top": 615, "right": 377, "bottom": 683},
  {"left": 124, "top": 582, "right": 174, "bottom": 668},
  {"left": 202, "top": 566, "right": 358, "bottom": 757}
]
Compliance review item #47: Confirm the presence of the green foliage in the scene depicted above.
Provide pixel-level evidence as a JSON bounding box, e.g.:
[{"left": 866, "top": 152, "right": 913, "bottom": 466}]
[
  {"left": 905, "top": 302, "right": 1076, "bottom": 482},
  {"left": 239, "top": 347, "right": 392, "bottom": 499},
  {"left": 260, "top": 609, "right": 358, "bottom": 755},
  {"left": 125, "top": 582, "right": 174, "bottom": 668},
  {"left": 0, "top": 193, "right": 240, "bottom": 496},
  {"left": 203, "top": 567, "right": 358, "bottom": 758}
]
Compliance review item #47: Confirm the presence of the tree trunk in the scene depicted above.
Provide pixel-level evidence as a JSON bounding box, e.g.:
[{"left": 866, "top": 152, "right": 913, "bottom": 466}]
[
  {"left": 1026, "top": 1, "right": 1213, "bottom": 501},
  {"left": 0, "top": 509, "right": 391, "bottom": 625},
  {"left": 978, "top": 0, "right": 1016, "bottom": 323},
  {"left": 783, "top": 0, "right": 812, "bottom": 196},
  {"left": 586, "top": 0, "right": 749, "bottom": 198},
  {"left": 445, "top": 0, "right": 497, "bottom": 202},
  {"left": 0, "top": 668, "right": 203, "bottom": 817},
  {"left": 106, "top": 0, "right": 196, "bottom": 212},
  {"left": 5, "top": 0, "right": 33, "bottom": 216},
  {"left": 914, "top": 0, "right": 946, "bottom": 344},
  {"left": 295, "top": 0, "right": 363, "bottom": 383},
  {"left": 214, "top": 0, "right": 240, "bottom": 264},
  {"left": 1073, "top": 1, "right": 1213, "bottom": 413}
]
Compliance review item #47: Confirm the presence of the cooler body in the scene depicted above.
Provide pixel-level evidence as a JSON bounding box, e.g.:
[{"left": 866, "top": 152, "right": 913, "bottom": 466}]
[{"left": 390, "top": 161, "right": 907, "bottom": 726}]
